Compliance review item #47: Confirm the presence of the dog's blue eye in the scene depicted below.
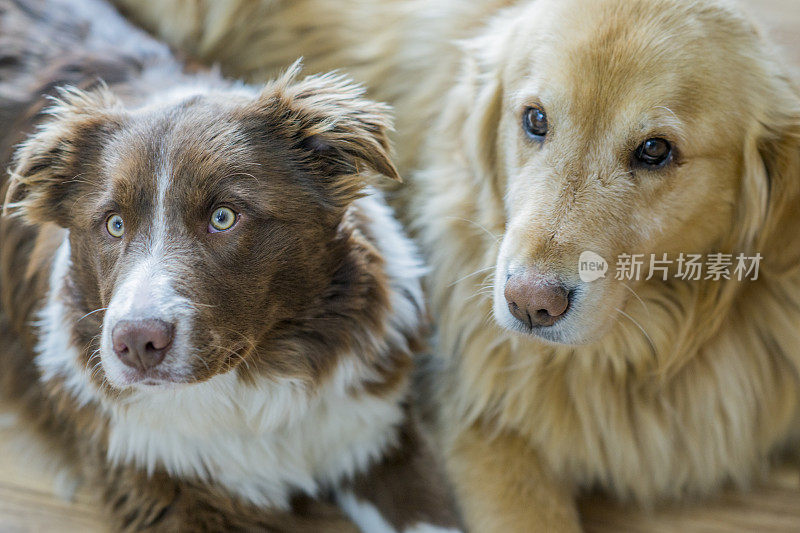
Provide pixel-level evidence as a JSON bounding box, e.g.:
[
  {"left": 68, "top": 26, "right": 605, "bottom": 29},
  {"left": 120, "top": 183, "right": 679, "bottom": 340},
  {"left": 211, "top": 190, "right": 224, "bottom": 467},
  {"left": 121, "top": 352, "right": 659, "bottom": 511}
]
[
  {"left": 209, "top": 207, "right": 237, "bottom": 232},
  {"left": 106, "top": 214, "right": 124, "bottom": 238},
  {"left": 522, "top": 106, "right": 548, "bottom": 140},
  {"left": 634, "top": 138, "right": 672, "bottom": 169}
]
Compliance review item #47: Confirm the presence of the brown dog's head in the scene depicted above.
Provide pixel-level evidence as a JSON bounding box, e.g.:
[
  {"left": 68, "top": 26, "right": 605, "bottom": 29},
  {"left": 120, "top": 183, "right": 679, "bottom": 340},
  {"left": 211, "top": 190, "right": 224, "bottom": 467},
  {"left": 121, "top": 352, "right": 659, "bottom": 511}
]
[
  {"left": 460, "top": 0, "right": 800, "bottom": 344},
  {"left": 6, "top": 65, "right": 399, "bottom": 389}
]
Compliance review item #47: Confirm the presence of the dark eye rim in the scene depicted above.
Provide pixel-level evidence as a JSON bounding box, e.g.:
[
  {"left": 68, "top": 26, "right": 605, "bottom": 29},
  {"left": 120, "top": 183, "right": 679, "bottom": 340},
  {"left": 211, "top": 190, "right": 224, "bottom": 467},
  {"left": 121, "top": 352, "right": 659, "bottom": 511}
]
[
  {"left": 632, "top": 137, "right": 675, "bottom": 170},
  {"left": 522, "top": 105, "right": 548, "bottom": 141}
]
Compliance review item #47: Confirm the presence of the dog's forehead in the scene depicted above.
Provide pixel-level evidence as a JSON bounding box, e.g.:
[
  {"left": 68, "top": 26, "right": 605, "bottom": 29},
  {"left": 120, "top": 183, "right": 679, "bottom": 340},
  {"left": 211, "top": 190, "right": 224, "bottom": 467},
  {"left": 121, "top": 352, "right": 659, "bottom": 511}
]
[
  {"left": 498, "top": 0, "right": 770, "bottom": 177},
  {"left": 516, "top": 0, "right": 755, "bottom": 119},
  {"left": 149, "top": 101, "right": 255, "bottom": 164},
  {"left": 101, "top": 100, "right": 264, "bottom": 195}
]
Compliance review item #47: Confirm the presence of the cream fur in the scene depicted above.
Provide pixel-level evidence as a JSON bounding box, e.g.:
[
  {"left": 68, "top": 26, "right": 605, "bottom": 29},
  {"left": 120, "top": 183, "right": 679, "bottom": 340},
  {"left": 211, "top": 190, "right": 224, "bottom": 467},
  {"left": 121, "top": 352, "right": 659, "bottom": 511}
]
[
  {"left": 112, "top": 0, "right": 800, "bottom": 531},
  {"left": 418, "top": 2, "right": 800, "bottom": 530}
]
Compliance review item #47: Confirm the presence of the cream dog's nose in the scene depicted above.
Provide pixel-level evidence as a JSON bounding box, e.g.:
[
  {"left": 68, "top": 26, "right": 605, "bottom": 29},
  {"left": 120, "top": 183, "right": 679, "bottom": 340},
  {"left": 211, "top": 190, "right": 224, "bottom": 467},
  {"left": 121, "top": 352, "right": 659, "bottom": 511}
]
[{"left": 504, "top": 271, "right": 570, "bottom": 328}]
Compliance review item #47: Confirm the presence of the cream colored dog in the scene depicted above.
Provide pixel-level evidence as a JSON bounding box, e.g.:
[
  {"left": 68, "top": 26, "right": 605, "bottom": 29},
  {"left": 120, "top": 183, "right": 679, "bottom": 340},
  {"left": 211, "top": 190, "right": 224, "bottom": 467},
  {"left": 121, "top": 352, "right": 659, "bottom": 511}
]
[{"left": 114, "top": 0, "right": 800, "bottom": 531}]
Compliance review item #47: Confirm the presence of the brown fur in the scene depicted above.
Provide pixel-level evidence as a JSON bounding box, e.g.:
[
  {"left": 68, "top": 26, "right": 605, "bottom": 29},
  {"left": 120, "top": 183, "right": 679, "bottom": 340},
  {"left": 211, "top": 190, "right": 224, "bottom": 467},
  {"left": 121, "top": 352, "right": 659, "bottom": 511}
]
[
  {"left": 0, "top": 0, "right": 460, "bottom": 530},
  {"left": 344, "top": 408, "right": 461, "bottom": 529},
  {"left": 112, "top": 0, "right": 800, "bottom": 531}
]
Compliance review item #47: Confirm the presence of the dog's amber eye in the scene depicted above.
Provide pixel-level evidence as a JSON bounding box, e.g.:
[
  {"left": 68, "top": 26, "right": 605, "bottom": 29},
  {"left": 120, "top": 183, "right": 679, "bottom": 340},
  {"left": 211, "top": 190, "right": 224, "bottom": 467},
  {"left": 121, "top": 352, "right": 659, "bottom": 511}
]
[
  {"left": 522, "top": 106, "right": 548, "bottom": 140},
  {"left": 106, "top": 214, "right": 124, "bottom": 238},
  {"left": 634, "top": 138, "right": 672, "bottom": 169},
  {"left": 209, "top": 207, "right": 237, "bottom": 232}
]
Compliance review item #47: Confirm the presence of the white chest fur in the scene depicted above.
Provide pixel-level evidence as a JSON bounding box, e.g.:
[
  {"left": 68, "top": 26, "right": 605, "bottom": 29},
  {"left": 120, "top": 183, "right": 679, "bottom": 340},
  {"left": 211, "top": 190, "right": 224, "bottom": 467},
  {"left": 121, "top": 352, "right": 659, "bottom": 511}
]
[{"left": 105, "top": 366, "right": 406, "bottom": 507}]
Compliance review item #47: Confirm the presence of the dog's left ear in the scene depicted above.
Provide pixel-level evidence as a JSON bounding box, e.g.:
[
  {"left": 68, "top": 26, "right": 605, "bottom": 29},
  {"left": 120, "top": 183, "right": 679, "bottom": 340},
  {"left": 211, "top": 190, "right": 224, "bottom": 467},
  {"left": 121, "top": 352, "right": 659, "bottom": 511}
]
[
  {"left": 738, "top": 76, "right": 800, "bottom": 275},
  {"left": 4, "top": 86, "right": 122, "bottom": 226},
  {"left": 257, "top": 62, "right": 400, "bottom": 207}
]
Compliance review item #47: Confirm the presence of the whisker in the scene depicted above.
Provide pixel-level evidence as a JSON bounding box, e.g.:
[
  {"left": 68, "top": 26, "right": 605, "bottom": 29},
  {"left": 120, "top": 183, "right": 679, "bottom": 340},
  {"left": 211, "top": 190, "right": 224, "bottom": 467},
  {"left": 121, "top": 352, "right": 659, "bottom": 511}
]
[
  {"left": 188, "top": 301, "right": 218, "bottom": 309},
  {"left": 189, "top": 351, "right": 211, "bottom": 373},
  {"left": 447, "top": 266, "right": 495, "bottom": 288},
  {"left": 444, "top": 216, "right": 501, "bottom": 242},
  {"left": 479, "top": 308, "right": 496, "bottom": 327},
  {"left": 620, "top": 284, "right": 650, "bottom": 317},
  {"left": 217, "top": 327, "right": 257, "bottom": 352},
  {"left": 230, "top": 353, "right": 251, "bottom": 372},
  {"left": 655, "top": 105, "right": 679, "bottom": 122},
  {"left": 76, "top": 307, "right": 108, "bottom": 323},
  {"left": 615, "top": 308, "right": 656, "bottom": 355},
  {"left": 467, "top": 290, "right": 493, "bottom": 302},
  {"left": 210, "top": 343, "right": 251, "bottom": 372},
  {"left": 64, "top": 172, "right": 87, "bottom": 185}
]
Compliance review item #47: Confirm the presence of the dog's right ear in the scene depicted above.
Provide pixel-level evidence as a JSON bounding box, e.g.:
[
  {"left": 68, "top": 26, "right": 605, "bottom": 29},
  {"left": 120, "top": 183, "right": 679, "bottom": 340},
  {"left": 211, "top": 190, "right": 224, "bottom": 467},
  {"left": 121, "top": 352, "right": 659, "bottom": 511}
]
[
  {"left": 255, "top": 62, "right": 400, "bottom": 208},
  {"left": 455, "top": 9, "right": 518, "bottom": 198},
  {"left": 4, "top": 86, "right": 121, "bottom": 226}
]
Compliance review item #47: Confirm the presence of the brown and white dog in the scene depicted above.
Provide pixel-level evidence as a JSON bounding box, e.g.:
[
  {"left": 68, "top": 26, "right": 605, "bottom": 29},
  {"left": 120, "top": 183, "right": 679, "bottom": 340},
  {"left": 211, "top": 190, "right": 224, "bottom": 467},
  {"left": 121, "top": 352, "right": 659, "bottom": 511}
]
[
  {"left": 112, "top": 0, "right": 800, "bottom": 531},
  {"left": 0, "top": 0, "right": 461, "bottom": 531}
]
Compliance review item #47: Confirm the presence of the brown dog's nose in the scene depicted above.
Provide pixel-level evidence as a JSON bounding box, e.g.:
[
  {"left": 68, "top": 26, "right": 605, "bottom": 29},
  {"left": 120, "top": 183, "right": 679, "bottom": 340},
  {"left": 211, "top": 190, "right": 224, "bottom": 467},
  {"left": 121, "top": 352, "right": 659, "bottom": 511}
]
[
  {"left": 112, "top": 319, "right": 174, "bottom": 371},
  {"left": 504, "top": 272, "right": 570, "bottom": 328}
]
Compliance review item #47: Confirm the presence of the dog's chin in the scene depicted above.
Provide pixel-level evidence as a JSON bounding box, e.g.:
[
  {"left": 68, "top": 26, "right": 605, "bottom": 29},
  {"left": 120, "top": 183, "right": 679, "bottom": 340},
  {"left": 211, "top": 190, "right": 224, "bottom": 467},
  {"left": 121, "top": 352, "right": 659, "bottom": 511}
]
[
  {"left": 105, "top": 369, "right": 189, "bottom": 391},
  {"left": 98, "top": 352, "right": 190, "bottom": 391}
]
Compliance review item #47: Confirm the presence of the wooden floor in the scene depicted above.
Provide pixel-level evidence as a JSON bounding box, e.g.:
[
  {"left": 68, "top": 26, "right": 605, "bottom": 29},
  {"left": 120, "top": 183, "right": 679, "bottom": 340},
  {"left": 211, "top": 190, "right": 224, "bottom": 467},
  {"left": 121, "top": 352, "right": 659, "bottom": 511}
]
[
  {"left": 580, "top": 462, "right": 800, "bottom": 532},
  {"left": 0, "top": 433, "right": 103, "bottom": 533},
  {"left": 1, "top": 0, "right": 799, "bottom": 531},
  {"left": 0, "top": 428, "right": 798, "bottom": 533}
]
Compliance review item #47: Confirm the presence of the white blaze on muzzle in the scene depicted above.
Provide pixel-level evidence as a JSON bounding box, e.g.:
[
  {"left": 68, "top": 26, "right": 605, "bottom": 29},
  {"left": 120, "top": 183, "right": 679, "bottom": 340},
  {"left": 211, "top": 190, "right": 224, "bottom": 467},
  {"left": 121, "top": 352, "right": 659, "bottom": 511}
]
[{"left": 100, "top": 252, "right": 194, "bottom": 387}]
